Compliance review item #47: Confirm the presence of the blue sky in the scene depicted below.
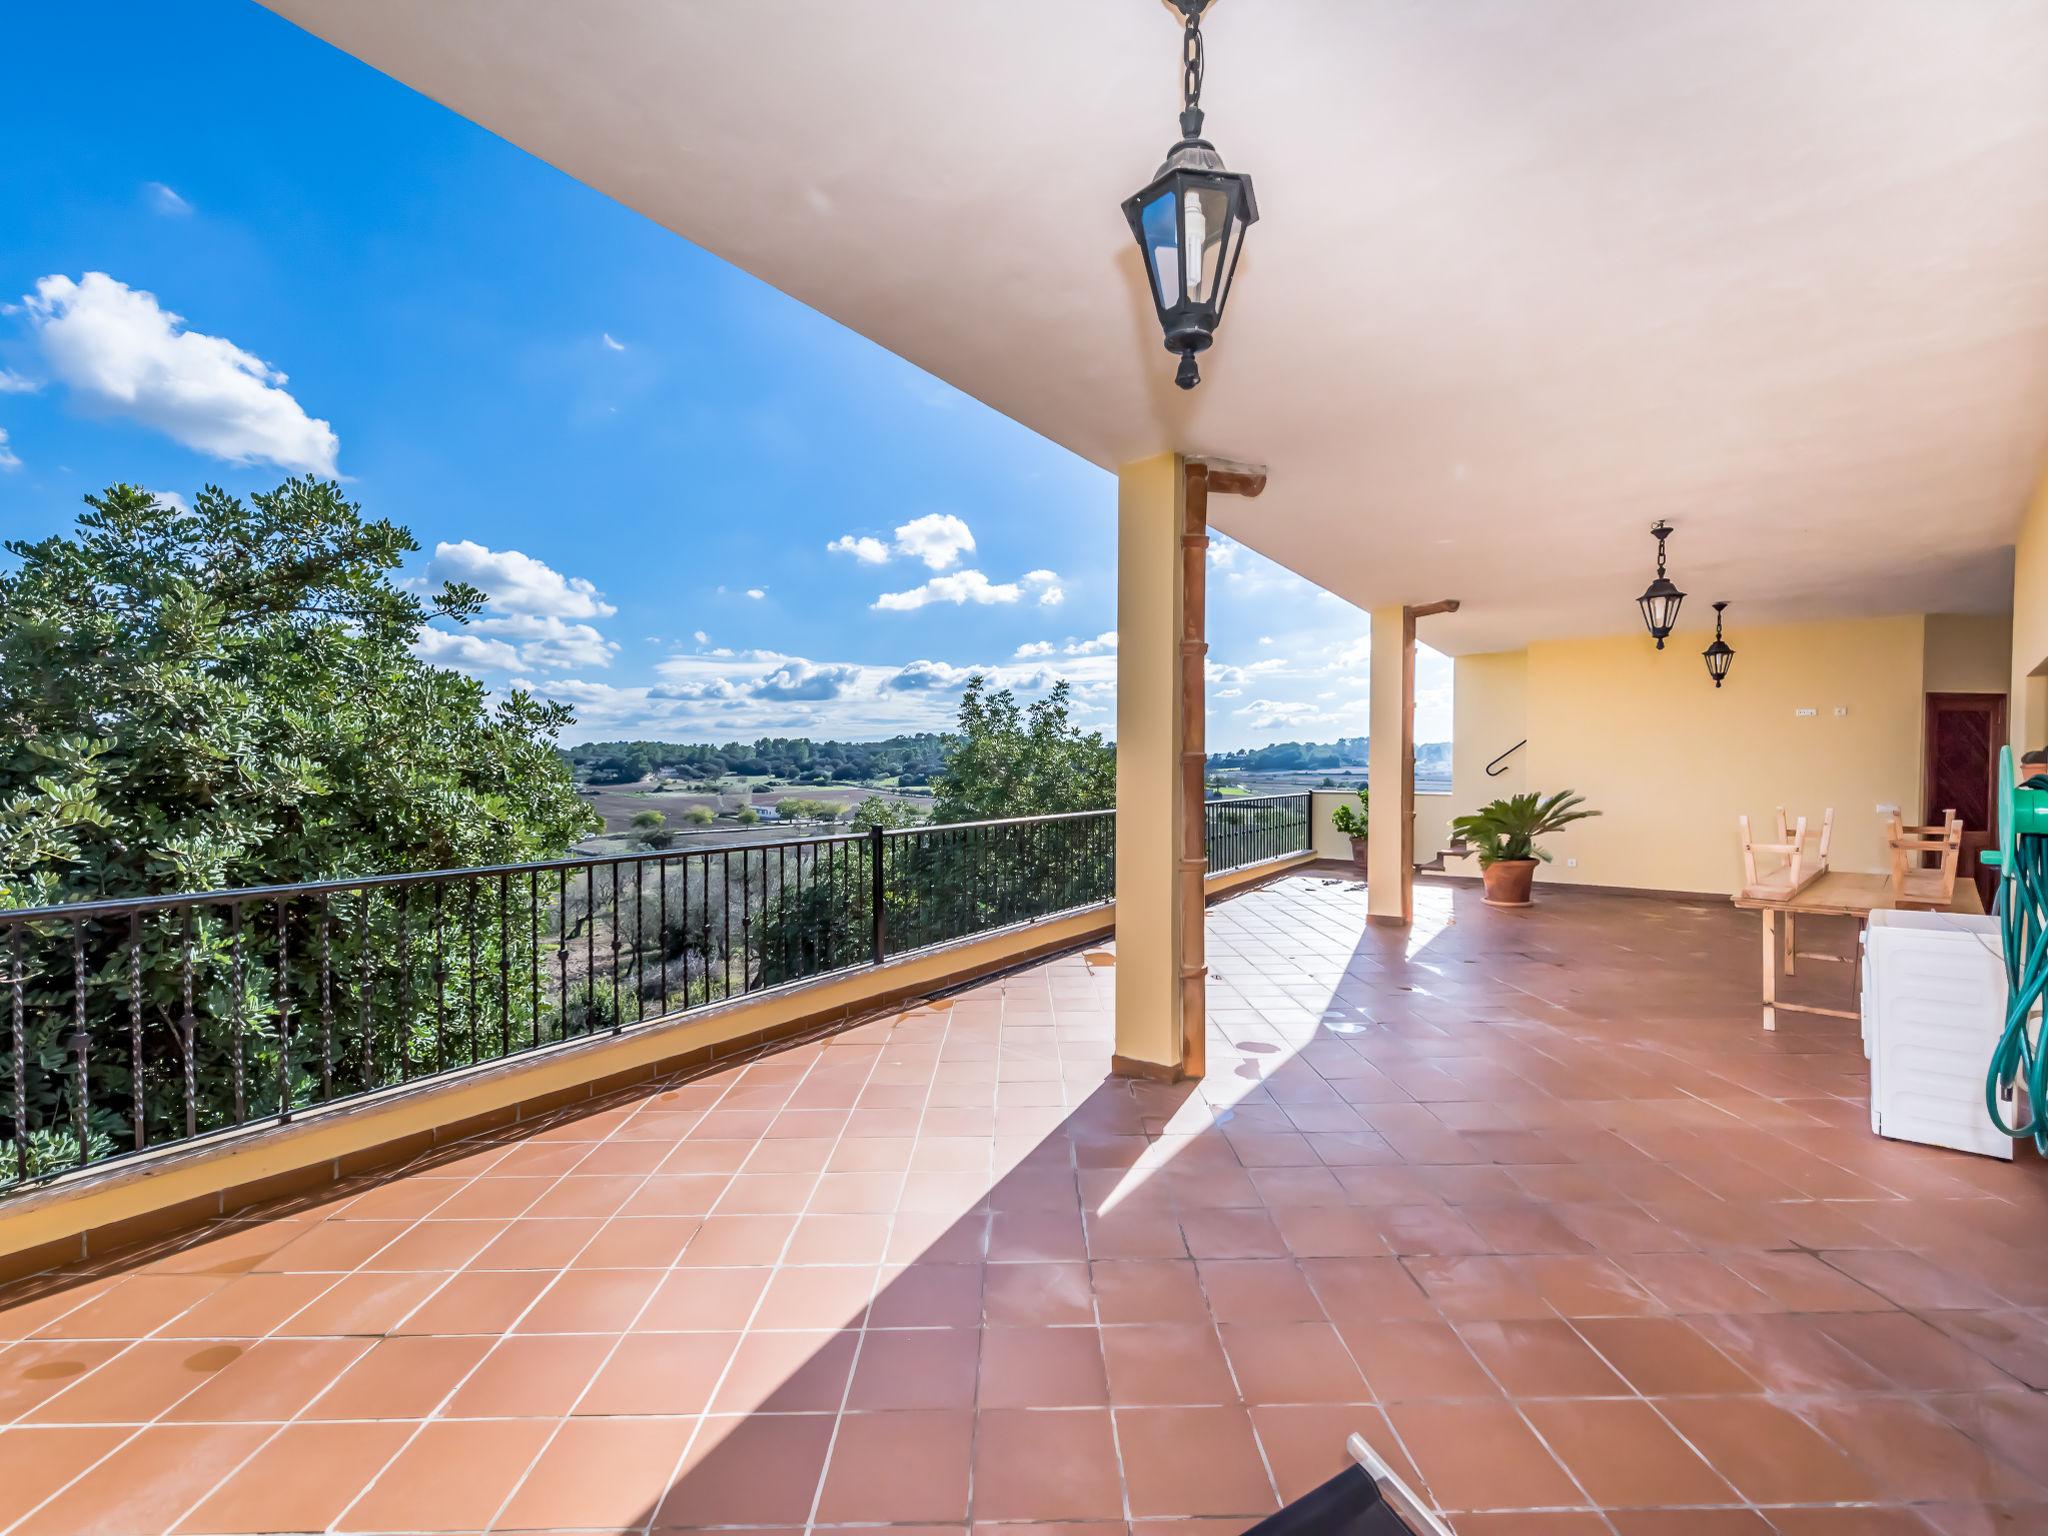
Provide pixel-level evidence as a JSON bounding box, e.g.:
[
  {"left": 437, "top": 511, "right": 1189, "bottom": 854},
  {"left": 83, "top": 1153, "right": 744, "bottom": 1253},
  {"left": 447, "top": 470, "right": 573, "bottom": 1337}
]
[{"left": 0, "top": 1, "right": 1446, "bottom": 751}]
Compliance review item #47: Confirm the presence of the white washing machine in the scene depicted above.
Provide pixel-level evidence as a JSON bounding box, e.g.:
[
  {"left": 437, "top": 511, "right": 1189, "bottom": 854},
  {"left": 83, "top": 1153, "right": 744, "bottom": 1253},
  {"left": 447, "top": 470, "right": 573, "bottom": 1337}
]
[{"left": 1862, "top": 909, "right": 2013, "bottom": 1160}]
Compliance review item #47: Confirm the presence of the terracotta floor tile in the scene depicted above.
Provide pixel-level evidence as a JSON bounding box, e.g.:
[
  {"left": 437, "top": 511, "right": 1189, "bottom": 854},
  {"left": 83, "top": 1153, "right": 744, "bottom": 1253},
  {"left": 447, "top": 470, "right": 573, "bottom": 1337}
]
[
  {"left": 1217, "top": 1321, "right": 1369, "bottom": 1404},
  {"left": 981, "top": 1260, "right": 1091, "bottom": 1325},
  {"left": 970, "top": 1407, "right": 1124, "bottom": 1522},
  {"left": 636, "top": 1264, "right": 771, "bottom": 1332},
  {"left": 979, "top": 1325, "right": 1109, "bottom": 1406},
  {"left": 869, "top": 1261, "right": 986, "bottom": 1328},
  {"left": 677, "top": 1213, "right": 799, "bottom": 1267},
  {"left": 1523, "top": 1397, "right": 1740, "bottom": 1506},
  {"left": 24, "top": 1338, "right": 223, "bottom": 1424},
  {"left": 1198, "top": 1257, "right": 1324, "bottom": 1322},
  {"left": 713, "top": 1328, "right": 859, "bottom": 1413},
  {"left": 655, "top": 1412, "right": 834, "bottom": 1527},
  {"left": 817, "top": 1408, "right": 975, "bottom": 1523},
  {"left": 1343, "top": 1318, "right": 1500, "bottom": 1402},
  {"left": 1817, "top": 1310, "right": 2029, "bottom": 1391},
  {"left": 305, "top": 1333, "right": 493, "bottom": 1419},
  {"left": 1251, "top": 1403, "right": 1411, "bottom": 1503},
  {"left": 1093, "top": 1258, "right": 1212, "bottom": 1323},
  {"left": 751, "top": 1263, "right": 876, "bottom": 1329},
  {"left": 846, "top": 1326, "right": 980, "bottom": 1410},
  {"left": 1656, "top": 1396, "right": 1884, "bottom": 1504},
  {"left": 278, "top": 1269, "right": 446, "bottom": 1335},
  {"left": 0, "top": 1425, "right": 126, "bottom": 1527},
  {"left": 26, "top": 1275, "right": 226, "bottom": 1339},
  {"left": 577, "top": 1331, "right": 738, "bottom": 1416},
  {"left": 514, "top": 1268, "right": 662, "bottom": 1332},
  {"left": 1103, "top": 1321, "right": 1241, "bottom": 1405},
  {"left": 496, "top": 1414, "right": 697, "bottom": 1530},
  {"left": 0, "top": 1339, "right": 127, "bottom": 1420},
  {"left": 445, "top": 1333, "right": 616, "bottom": 1417},
  {"left": 15, "top": 1421, "right": 272, "bottom": 1536},
  {"left": 1455, "top": 1318, "right": 1629, "bottom": 1398},
  {"left": 1384, "top": 1400, "right": 1586, "bottom": 1513},
  {"left": 1568, "top": 1314, "right": 1758, "bottom": 1396},
  {"left": 177, "top": 1419, "right": 413, "bottom": 1533},
  {"left": 1802, "top": 1395, "right": 2045, "bottom": 1502},
  {"left": 163, "top": 1336, "right": 374, "bottom": 1422},
  {"left": 338, "top": 1417, "right": 555, "bottom": 1531},
  {"left": 394, "top": 1269, "right": 550, "bottom": 1335},
  {"left": 1116, "top": 1404, "right": 1278, "bottom": 1519}
]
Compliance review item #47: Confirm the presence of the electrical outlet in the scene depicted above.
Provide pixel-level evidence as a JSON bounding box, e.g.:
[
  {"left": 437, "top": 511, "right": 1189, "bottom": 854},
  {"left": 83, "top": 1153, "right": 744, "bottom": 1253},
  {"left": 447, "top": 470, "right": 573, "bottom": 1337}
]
[
  {"left": 1566, "top": 857, "right": 1578, "bottom": 868},
  {"left": 1795, "top": 707, "right": 1818, "bottom": 717},
  {"left": 1877, "top": 803, "right": 1898, "bottom": 815},
  {"left": 1834, "top": 707, "right": 1848, "bottom": 717}
]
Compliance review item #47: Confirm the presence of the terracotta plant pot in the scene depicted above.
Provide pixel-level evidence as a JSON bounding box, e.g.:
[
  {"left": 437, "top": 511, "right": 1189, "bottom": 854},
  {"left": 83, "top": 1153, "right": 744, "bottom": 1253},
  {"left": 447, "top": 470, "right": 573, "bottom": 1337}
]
[
  {"left": 1347, "top": 835, "right": 1368, "bottom": 871},
  {"left": 1481, "top": 857, "right": 1537, "bottom": 907}
]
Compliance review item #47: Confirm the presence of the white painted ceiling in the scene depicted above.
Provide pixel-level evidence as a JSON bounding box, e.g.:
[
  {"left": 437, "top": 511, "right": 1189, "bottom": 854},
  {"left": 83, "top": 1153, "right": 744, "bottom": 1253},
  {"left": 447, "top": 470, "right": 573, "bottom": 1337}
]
[{"left": 262, "top": 0, "right": 2048, "bottom": 653}]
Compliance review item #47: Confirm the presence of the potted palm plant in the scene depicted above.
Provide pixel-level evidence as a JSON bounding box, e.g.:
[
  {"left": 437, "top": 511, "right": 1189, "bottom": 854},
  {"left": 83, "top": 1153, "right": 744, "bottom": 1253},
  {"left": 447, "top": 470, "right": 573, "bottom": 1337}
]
[
  {"left": 1450, "top": 791, "right": 1599, "bottom": 907},
  {"left": 1328, "top": 786, "right": 1369, "bottom": 870}
]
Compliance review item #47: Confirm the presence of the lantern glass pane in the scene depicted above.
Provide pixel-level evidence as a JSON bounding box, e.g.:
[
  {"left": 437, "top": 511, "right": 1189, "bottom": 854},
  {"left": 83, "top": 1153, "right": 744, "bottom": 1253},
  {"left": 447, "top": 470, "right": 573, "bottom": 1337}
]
[
  {"left": 1141, "top": 191, "right": 1180, "bottom": 312},
  {"left": 1187, "top": 185, "right": 1232, "bottom": 303}
]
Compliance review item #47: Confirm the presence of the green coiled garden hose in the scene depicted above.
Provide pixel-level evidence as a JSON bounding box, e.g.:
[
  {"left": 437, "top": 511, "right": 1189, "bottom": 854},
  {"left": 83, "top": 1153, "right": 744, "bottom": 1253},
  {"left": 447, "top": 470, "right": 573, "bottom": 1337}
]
[{"left": 1983, "top": 747, "right": 2048, "bottom": 1155}]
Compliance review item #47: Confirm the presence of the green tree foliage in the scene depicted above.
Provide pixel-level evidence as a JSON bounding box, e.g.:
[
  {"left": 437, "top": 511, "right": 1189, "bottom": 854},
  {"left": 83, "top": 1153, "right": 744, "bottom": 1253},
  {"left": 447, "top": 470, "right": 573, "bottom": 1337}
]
[
  {"left": 565, "top": 733, "right": 945, "bottom": 787},
  {"left": 629, "top": 810, "right": 673, "bottom": 850},
  {"left": 0, "top": 481, "right": 598, "bottom": 1171},
  {"left": 848, "top": 796, "right": 921, "bottom": 832},
  {"left": 770, "top": 798, "right": 838, "bottom": 826},
  {"left": 930, "top": 677, "right": 1114, "bottom": 822},
  {"left": 683, "top": 805, "right": 716, "bottom": 826},
  {"left": 0, "top": 481, "right": 595, "bottom": 906}
]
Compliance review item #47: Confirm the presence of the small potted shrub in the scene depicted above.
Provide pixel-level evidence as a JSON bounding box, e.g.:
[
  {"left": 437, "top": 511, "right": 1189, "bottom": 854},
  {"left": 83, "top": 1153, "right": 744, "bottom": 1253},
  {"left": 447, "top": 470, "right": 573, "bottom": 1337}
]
[
  {"left": 1328, "top": 786, "right": 1370, "bottom": 870},
  {"left": 1450, "top": 791, "right": 1599, "bottom": 907}
]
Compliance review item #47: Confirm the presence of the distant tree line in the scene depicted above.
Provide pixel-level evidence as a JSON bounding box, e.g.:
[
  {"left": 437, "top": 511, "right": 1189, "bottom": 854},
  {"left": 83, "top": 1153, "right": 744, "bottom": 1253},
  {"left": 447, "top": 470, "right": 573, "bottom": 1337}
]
[
  {"left": 1207, "top": 737, "right": 1451, "bottom": 775},
  {"left": 563, "top": 734, "right": 947, "bottom": 786}
]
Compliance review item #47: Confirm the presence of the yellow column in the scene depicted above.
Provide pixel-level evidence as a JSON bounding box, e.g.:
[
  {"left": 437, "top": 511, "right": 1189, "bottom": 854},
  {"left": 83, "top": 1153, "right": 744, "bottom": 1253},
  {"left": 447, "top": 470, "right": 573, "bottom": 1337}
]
[
  {"left": 1114, "top": 453, "right": 1194, "bottom": 1078},
  {"left": 1367, "top": 604, "right": 1411, "bottom": 926}
]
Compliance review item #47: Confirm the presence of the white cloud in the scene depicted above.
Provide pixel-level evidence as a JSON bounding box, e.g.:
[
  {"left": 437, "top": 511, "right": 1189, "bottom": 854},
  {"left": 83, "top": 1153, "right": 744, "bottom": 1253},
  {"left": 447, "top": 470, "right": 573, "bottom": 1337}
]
[
  {"left": 148, "top": 489, "right": 187, "bottom": 511},
  {"left": 1215, "top": 687, "right": 1242, "bottom": 698},
  {"left": 601, "top": 332, "right": 625, "bottom": 351},
  {"left": 827, "top": 534, "right": 891, "bottom": 564},
  {"left": 144, "top": 182, "right": 192, "bottom": 216},
  {"left": 745, "top": 587, "right": 766, "bottom": 600},
  {"left": 886, "top": 659, "right": 976, "bottom": 692},
  {"left": 0, "top": 428, "right": 17, "bottom": 471},
  {"left": 1208, "top": 538, "right": 1238, "bottom": 568},
  {"left": 1014, "top": 641, "right": 1055, "bottom": 658},
  {"left": 472, "top": 613, "right": 619, "bottom": 670},
  {"left": 1065, "top": 631, "right": 1118, "bottom": 656},
  {"left": 1021, "top": 570, "right": 1065, "bottom": 607},
  {"left": 873, "top": 569, "right": 1021, "bottom": 611},
  {"left": 0, "top": 368, "right": 38, "bottom": 394},
  {"left": 22, "top": 272, "right": 339, "bottom": 475},
  {"left": 892, "top": 513, "right": 975, "bottom": 571},
  {"left": 753, "top": 659, "right": 860, "bottom": 701},
  {"left": 426, "top": 541, "right": 616, "bottom": 619},
  {"left": 412, "top": 629, "right": 523, "bottom": 674},
  {"left": 1258, "top": 635, "right": 1273, "bottom": 646},
  {"left": 692, "top": 630, "right": 709, "bottom": 645},
  {"left": 1037, "top": 587, "right": 1065, "bottom": 607}
]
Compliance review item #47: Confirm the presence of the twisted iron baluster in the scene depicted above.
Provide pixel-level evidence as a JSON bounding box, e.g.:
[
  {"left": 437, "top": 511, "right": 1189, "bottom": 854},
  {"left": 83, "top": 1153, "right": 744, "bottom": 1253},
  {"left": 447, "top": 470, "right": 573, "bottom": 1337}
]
[
  {"left": 433, "top": 884, "right": 447, "bottom": 1072},
  {"left": 465, "top": 880, "right": 479, "bottom": 1065},
  {"left": 128, "top": 913, "right": 144, "bottom": 1151},
  {"left": 358, "top": 894, "right": 375, "bottom": 1090},
  {"left": 70, "top": 926, "right": 89, "bottom": 1166},
  {"left": 275, "top": 900, "right": 292, "bottom": 1123},
  {"left": 319, "top": 894, "right": 333, "bottom": 1102},
  {"left": 230, "top": 905, "right": 246, "bottom": 1123},
  {"left": 497, "top": 872, "right": 510, "bottom": 1058},
  {"left": 396, "top": 887, "right": 412, "bottom": 1082},
  {"left": 179, "top": 910, "right": 197, "bottom": 1139},
  {"left": 10, "top": 928, "right": 26, "bottom": 1182}
]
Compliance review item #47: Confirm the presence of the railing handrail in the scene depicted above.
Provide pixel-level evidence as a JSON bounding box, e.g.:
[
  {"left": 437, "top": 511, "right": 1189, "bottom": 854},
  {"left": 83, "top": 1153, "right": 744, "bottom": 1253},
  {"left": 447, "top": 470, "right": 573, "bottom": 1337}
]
[{"left": 881, "top": 807, "right": 1115, "bottom": 837}]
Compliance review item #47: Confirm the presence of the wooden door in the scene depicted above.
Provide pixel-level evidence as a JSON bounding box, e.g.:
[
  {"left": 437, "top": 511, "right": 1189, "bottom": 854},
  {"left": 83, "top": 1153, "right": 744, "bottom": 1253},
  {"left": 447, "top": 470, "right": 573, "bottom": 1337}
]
[{"left": 1923, "top": 691, "right": 2006, "bottom": 907}]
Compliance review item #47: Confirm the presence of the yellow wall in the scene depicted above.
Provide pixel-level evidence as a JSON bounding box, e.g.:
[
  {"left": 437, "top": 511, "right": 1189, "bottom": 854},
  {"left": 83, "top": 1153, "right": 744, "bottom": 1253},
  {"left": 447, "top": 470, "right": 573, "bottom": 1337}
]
[
  {"left": 1454, "top": 615, "right": 1948, "bottom": 894},
  {"left": 2013, "top": 468, "right": 2048, "bottom": 754},
  {"left": 1925, "top": 612, "right": 2013, "bottom": 696}
]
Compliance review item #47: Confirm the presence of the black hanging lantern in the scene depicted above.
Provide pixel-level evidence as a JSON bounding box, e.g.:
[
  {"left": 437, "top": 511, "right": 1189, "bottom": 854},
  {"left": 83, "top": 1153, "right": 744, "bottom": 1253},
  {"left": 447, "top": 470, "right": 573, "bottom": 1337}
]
[
  {"left": 1636, "top": 520, "right": 1685, "bottom": 649},
  {"left": 1703, "top": 601, "right": 1735, "bottom": 687},
  {"left": 1122, "top": 0, "right": 1259, "bottom": 390}
]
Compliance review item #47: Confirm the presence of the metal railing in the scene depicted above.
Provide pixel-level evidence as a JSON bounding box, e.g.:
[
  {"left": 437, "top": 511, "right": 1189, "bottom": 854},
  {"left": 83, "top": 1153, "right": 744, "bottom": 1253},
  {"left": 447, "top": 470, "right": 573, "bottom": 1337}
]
[
  {"left": 1, "top": 799, "right": 1305, "bottom": 1191},
  {"left": 1204, "top": 793, "right": 1312, "bottom": 874}
]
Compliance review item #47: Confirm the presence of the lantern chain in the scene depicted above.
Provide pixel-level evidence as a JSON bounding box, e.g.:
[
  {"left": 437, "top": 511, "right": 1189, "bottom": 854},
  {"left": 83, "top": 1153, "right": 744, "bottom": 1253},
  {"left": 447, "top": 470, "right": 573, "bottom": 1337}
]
[{"left": 1182, "top": 15, "right": 1205, "bottom": 118}]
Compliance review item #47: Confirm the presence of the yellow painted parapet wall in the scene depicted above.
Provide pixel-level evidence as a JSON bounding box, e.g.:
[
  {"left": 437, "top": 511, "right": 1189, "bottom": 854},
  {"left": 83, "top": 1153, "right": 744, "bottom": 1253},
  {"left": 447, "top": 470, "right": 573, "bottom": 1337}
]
[{"left": 1451, "top": 612, "right": 2011, "bottom": 896}]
